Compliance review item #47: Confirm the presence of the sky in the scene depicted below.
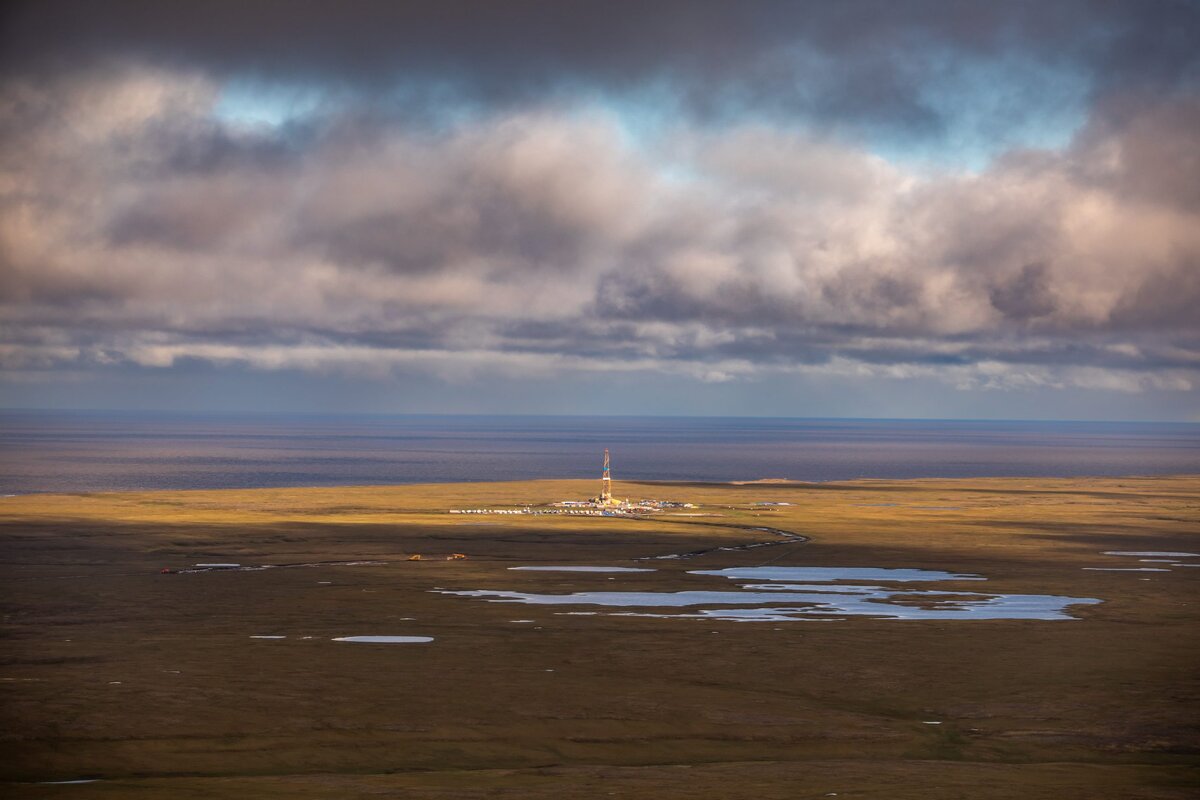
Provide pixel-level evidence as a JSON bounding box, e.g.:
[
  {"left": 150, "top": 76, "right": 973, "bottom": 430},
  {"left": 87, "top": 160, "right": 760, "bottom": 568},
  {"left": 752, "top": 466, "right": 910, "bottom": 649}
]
[{"left": 0, "top": 1, "right": 1198, "bottom": 420}]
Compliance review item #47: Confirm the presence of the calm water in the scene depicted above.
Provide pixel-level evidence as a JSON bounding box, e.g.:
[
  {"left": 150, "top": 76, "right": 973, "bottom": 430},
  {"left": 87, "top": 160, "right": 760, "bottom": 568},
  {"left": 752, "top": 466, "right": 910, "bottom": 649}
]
[
  {"left": 0, "top": 411, "right": 1196, "bottom": 494},
  {"left": 442, "top": 566, "right": 1102, "bottom": 621}
]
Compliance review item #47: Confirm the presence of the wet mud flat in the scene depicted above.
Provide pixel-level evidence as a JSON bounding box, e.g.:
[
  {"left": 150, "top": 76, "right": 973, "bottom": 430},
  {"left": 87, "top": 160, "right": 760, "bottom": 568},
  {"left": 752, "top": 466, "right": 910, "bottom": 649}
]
[{"left": 1, "top": 475, "right": 1198, "bottom": 799}]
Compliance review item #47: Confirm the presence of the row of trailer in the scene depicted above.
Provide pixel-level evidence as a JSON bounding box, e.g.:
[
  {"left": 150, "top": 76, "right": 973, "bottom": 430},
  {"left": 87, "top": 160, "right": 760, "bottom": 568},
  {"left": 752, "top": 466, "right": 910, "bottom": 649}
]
[{"left": 449, "top": 507, "right": 626, "bottom": 516}]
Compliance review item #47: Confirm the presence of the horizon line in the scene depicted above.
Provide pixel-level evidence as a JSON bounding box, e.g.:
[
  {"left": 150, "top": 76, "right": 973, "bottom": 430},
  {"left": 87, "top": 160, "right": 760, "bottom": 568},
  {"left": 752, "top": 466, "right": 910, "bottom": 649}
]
[{"left": 1, "top": 408, "right": 1197, "bottom": 426}]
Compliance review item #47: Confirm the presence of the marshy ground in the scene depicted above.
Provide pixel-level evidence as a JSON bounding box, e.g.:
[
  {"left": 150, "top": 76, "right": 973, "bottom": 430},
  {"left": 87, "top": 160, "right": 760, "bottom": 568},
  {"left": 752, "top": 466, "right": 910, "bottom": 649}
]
[{"left": 2, "top": 476, "right": 1198, "bottom": 798}]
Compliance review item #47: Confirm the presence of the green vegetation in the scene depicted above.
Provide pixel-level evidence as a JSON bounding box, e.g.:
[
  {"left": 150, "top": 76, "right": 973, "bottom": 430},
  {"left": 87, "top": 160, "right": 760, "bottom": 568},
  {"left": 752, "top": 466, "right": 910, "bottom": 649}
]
[{"left": 2, "top": 476, "right": 1198, "bottom": 798}]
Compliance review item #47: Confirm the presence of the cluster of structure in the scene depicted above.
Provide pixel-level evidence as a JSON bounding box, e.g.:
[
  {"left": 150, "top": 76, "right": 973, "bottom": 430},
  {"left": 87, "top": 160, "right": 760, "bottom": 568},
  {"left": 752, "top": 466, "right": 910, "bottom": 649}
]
[{"left": 449, "top": 449, "right": 694, "bottom": 517}]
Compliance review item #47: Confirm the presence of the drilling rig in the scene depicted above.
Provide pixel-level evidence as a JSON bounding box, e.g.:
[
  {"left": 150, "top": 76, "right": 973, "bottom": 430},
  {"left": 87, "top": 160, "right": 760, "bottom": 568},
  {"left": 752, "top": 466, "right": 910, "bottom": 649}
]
[
  {"left": 589, "top": 448, "right": 625, "bottom": 507},
  {"left": 600, "top": 448, "right": 613, "bottom": 504}
]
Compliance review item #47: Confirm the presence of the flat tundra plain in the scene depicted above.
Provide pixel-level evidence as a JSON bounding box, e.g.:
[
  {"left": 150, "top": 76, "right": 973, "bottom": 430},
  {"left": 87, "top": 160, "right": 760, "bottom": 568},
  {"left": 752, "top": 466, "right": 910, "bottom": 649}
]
[{"left": 1, "top": 476, "right": 1198, "bottom": 798}]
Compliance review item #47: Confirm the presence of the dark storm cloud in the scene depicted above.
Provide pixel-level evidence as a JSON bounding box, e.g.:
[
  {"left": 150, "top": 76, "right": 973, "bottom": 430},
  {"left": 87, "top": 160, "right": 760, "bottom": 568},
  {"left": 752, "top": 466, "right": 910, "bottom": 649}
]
[{"left": 2, "top": 0, "right": 1197, "bottom": 131}]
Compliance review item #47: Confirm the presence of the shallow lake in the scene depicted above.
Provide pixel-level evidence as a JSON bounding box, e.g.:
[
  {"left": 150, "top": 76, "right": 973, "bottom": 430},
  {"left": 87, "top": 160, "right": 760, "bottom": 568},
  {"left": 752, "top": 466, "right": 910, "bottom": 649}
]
[
  {"left": 332, "top": 636, "right": 434, "bottom": 643},
  {"left": 509, "top": 566, "right": 656, "bottom": 573},
  {"left": 441, "top": 565, "right": 1100, "bottom": 622}
]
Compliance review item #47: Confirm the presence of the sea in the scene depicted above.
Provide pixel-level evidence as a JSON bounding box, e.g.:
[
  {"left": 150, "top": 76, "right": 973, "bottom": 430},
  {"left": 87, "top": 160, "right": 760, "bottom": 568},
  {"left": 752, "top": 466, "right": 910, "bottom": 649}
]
[{"left": 0, "top": 411, "right": 1197, "bottom": 494}]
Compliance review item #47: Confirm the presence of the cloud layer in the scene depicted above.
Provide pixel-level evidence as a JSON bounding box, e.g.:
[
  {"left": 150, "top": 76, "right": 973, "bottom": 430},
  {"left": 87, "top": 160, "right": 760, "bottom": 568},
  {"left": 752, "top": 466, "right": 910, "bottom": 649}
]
[{"left": 0, "top": 3, "right": 1197, "bottom": 412}]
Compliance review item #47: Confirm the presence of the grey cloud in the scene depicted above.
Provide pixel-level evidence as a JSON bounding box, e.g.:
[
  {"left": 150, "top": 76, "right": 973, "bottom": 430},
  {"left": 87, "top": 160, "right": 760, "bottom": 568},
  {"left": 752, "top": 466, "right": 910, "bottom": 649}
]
[
  {"left": 988, "top": 263, "right": 1056, "bottom": 322},
  {"left": 1109, "top": 261, "right": 1200, "bottom": 331},
  {"left": 0, "top": 64, "right": 1197, "bottom": 399},
  {"left": 106, "top": 174, "right": 281, "bottom": 249},
  {"left": 1072, "top": 95, "right": 1200, "bottom": 211},
  {"left": 285, "top": 112, "right": 648, "bottom": 275}
]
